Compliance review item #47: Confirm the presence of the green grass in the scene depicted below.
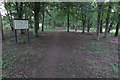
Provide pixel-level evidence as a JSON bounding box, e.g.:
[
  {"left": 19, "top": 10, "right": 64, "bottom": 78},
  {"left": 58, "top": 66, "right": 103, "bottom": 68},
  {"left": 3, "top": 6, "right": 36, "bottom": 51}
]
[
  {"left": 63, "top": 29, "right": 77, "bottom": 32},
  {"left": 85, "top": 45, "right": 111, "bottom": 57},
  {"left": 109, "top": 63, "right": 119, "bottom": 77},
  {"left": 2, "top": 48, "right": 28, "bottom": 69},
  {"left": 69, "top": 29, "right": 76, "bottom": 32},
  {"left": 3, "top": 38, "right": 29, "bottom": 46},
  {"left": 29, "top": 28, "right": 53, "bottom": 33},
  {"left": 98, "top": 71, "right": 107, "bottom": 78},
  {"left": 87, "top": 60, "right": 96, "bottom": 64},
  {"left": 86, "top": 38, "right": 98, "bottom": 42},
  {"left": 3, "top": 40, "right": 17, "bottom": 46},
  {"left": 2, "top": 53, "right": 20, "bottom": 69},
  {"left": 86, "top": 45, "right": 110, "bottom": 51},
  {"left": 59, "top": 63, "right": 71, "bottom": 72},
  {"left": 58, "top": 62, "right": 74, "bottom": 73}
]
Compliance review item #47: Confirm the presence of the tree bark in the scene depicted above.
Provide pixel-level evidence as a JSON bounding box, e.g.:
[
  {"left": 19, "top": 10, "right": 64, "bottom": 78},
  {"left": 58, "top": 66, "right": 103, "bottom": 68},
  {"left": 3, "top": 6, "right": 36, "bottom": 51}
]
[
  {"left": 100, "top": 6, "right": 104, "bottom": 33},
  {"left": 29, "top": 16, "right": 33, "bottom": 28},
  {"left": 82, "top": 20, "right": 85, "bottom": 33},
  {"left": 97, "top": 2, "right": 101, "bottom": 39},
  {"left": 34, "top": 2, "right": 40, "bottom": 37},
  {"left": 115, "top": 14, "right": 120, "bottom": 36},
  {"left": 41, "top": 4, "right": 45, "bottom": 32},
  {"left": 41, "top": 13, "right": 45, "bottom": 32},
  {"left": 87, "top": 19, "right": 90, "bottom": 33},
  {"left": 19, "top": 2, "right": 25, "bottom": 34},
  {"left": 108, "top": 21, "right": 114, "bottom": 33},
  {"left": 82, "top": 14, "right": 85, "bottom": 33},
  {"left": 115, "top": 22, "right": 119, "bottom": 36},
  {"left": 34, "top": 13, "right": 39, "bottom": 37},
  {"left": 67, "top": 5, "right": 70, "bottom": 32},
  {"left": 104, "top": 5, "right": 111, "bottom": 38},
  {"left": 100, "top": 19, "right": 103, "bottom": 33},
  {"left": 16, "top": 2, "right": 24, "bottom": 34},
  {"left": 0, "top": 12, "right": 4, "bottom": 40}
]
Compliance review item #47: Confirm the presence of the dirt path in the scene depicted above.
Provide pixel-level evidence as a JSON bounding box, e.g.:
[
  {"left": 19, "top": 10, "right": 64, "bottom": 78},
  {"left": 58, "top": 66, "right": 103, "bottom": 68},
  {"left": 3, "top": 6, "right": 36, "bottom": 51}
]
[
  {"left": 35, "top": 32, "right": 78, "bottom": 78},
  {"left": 36, "top": 32, "right": 118, "bottom": 78},
  {"left": 3, "top": 31, "right": 118, "bottom": 78},
  {"left": 38, "top": 32, "right": 62, "bottom": 78}
]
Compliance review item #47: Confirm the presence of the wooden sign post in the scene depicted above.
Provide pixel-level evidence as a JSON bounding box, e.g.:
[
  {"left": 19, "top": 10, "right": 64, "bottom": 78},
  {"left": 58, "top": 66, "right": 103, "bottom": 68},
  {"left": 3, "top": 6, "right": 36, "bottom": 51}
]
[{"left": 13, "top": 19, "right": 29, "bottom": 43}]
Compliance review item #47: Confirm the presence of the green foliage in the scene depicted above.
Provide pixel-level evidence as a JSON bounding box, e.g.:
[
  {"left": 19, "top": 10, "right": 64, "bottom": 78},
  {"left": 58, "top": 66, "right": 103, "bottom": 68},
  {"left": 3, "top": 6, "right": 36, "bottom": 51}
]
[{"left": 2, "top": 2, "right": 119, "bottom": 35}]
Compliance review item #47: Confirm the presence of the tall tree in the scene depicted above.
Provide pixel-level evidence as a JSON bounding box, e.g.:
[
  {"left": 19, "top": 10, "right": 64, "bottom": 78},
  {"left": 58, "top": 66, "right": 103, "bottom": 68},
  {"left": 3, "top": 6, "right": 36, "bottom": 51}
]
[
  {"left": 41, "top": 3, "right": 45, "bottom": 32},
  {"left": 104, "top": 4, "right": 112, "bottom": 38},
  {"left": 67, "top": 3, "right": 70, "bottom": 32},
  {"left": 33, "top": 2, "right": 41, "bottom": 37},
  {"left": 82, "top": 14, "right": 86, "bottom": 33},
  {"left": 100, "top": 12, "right": 103, "bottom": 33},
  {"left": 108, "top": 21, "right": 114, "bottom": 33},
  {"left": 115, "top": 14, "right": 120, "bottom": 36},
  {"left": 87, "top": 19, "right": 90, "bottom": 33},
  {"left": 115, "top": 2, "right": 120, "bottom": 36},
  {"left": 0, "top": 12, "right": 4, "bottom": 40},
  {"left": 16, "top": 2, "right": 25, "bottom": 34},
  {"left": 97, "top": 2, "right": 102, "bottom": 40}
]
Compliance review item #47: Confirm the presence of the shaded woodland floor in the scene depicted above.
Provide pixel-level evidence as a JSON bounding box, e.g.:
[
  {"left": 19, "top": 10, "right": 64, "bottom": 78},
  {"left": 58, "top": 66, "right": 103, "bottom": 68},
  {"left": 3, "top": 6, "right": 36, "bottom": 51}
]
[{"left": 2, "top": 30, "right": 119, "bottom": 78}]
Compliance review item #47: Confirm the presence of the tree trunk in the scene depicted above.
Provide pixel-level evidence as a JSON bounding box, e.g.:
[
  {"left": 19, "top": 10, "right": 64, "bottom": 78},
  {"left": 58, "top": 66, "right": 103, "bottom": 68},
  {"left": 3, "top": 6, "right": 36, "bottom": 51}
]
[
  {"left": 16, "top": 2, "right": 24, "bottom": 34},
  {"left": 34, "top": 2, "right": 40, "bottom": 37},
  {"left": 67, "top": 6, "right": 70, "bottom": 32},
  {"left": 87, "top": 19, "right": 90, "bottom": 33},
  {"left": 104, "top": 5, "right": 111, "bottom": 38},
  {"left": 115, "top": 22, "right": 119, "bottom": 36},
  {"left": 41, "top": 4, "right": 45, "bottom": 32},
  {"left": 0, "top": 12, "right": 4, "bottom": 40},
  {"left": 34, "top": 12, "right": 39, "bottom": 37},
  {"left": 100, "top": 19, "right": 103, "bottom": 33},
  {"left": 82, "top": 21, "right": 85, "bottom": 33},
  {"left": 19, "top": 2, "right": 25, "bottom": 34},
  {"left": 115, "top": 14, "right": 120, "bottom": 36},
  {"left": 108, "top": 21, "right": 114, "bottom": 33},
  {"left": 82, "top": 14, "right": 85, "bottom": 33},
  {"left": 75, "top": 16, "right": 78, "bottom": 31},
  {"left": 100, "top": 10, "right": 104, "bottom": 33},
  {"left": 29, "top": 16, "right": 33, "bottom": 28},
  {"left": 97, "top": 3, "right": 101, "bottom": 40},
  {"left": 41, "top": 13, "right": 45, "bottom": 32}
]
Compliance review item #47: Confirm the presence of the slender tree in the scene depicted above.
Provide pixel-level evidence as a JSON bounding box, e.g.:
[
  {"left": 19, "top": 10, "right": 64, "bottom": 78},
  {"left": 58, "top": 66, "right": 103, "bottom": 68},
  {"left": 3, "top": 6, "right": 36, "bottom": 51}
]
[
  {"left": 108, "top": 21, "right": 114, "bottom": 33},
  {"left": 115, "top": 14, "right": 120, "bottom": 36},
  {"left": 82, "top": 14, "right": 85, "bottom": 33},
  {"left": 97, "top": 2, "right": 102, "bottom": 40},
  {"left": 41, "top": 3, "right": 45, "bottom": 32},
  {"left": 115, "top": 23, "right": 119, "bottom": 36},
  {"left": 33, "top": 2, "right": 41, "bottom": 37},
  {"left": 67, "top": 3, "right": 70, "bottom": 32},
  {"left": 100, "top": 12, "right": 103, "bottom": 33},
  {"left": 0, "top": 12, "right": 4, "bottom": 40},
  {"left": 104, "top": 4, "right": 112, "bottom": 38},
  {"left": 87, "top": 19, "right": 90, "bottom": 33}
]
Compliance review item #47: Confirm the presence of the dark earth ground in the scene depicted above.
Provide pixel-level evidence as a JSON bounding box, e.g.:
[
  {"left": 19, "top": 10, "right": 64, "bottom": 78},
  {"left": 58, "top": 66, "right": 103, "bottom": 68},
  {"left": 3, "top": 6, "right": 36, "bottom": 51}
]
[{"left": 2, "top": 30, "right": 119, "bottom": 78}]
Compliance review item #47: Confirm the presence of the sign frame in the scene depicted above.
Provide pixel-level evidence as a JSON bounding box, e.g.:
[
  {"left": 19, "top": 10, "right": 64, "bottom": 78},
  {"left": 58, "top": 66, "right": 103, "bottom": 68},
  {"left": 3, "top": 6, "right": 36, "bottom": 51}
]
[
  {"left": 13, "top": 19, "right": 29, "bottom": 43},
  {"left": 14, "top": 19, "right": 29, "bottom": 29}
]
